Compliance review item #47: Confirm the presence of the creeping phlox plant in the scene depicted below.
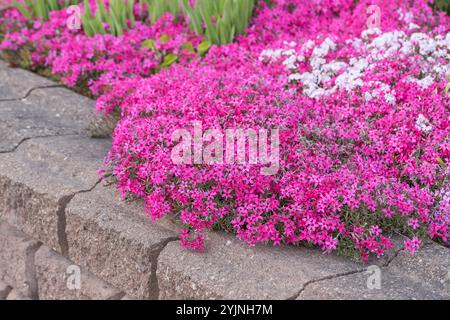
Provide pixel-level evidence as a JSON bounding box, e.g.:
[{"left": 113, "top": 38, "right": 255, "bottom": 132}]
[
  {"left": 0, "top": 0, "right": 449, "bottom": 261},
  {"left": 99, "top": 0, "right": 449, "bottom": 261},
  {"left": 0, "top": 2, "right": 202, "bottom": 97},
  {"left": 0, "top": 0, "right": 255, "bottom": 97}
]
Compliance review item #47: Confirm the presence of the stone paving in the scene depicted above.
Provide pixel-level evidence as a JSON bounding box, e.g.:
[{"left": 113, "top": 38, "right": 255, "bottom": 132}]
[{"left": 0, "top": 61, "right": 449, "bottom": 300}]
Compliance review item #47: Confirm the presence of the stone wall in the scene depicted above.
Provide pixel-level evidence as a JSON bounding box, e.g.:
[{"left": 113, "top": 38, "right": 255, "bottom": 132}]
[{"left": 0, "top": 221, "right": 126, "bottom": 300}]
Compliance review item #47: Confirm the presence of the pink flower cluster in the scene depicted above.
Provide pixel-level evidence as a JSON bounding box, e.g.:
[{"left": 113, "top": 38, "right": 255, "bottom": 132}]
[
  {"left": 0, "top": 4, "right": 200, "bottom": 100},
  {"left": 1, "top": 0, "right": 449, "bottom": 261}
]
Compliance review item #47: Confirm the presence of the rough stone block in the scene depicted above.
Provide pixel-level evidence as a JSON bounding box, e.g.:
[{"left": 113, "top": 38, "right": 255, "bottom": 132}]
[
  {"left": 388, "top": 243, "right": 450, "bottom": 295},
  {"left": 0, "top": 61, "right": 53, "bottom": 100},
  {"left": 65, "top": 185, "right": 178, "bottom": 299},
  {"left": 0, "top": 221, "right": 40, "bottom": 299},
  {"left": 35, "top": 246, "right": 123, "bottom": 300},
  {"left": 296, "top": 243, "right": 450, "bottom": 300},
  {"left": 0, "top": 87, "right": 93, "bottom": 152},
  {"left": 0, "top": 136, "right": 110, "bottom": 252},
  {"left": 0, "top": 280, "right": 12, "bottom": 300},
  {"left": 6, "top": 289, "right": 31, "bottom": 300},
  {"left": 157, "top": 232, "right": 363, "bottom": 300},
  {"left": 296, "top": 269, "right": 448, "bottom": 300}
]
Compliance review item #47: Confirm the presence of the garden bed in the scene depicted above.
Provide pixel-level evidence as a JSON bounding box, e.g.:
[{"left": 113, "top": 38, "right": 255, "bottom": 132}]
[
  {"left": 0, "top": 63, "right": 448, "bottom": 299},
  {"left": 0, "top": 0, "right": 449, "bottom": 264}
]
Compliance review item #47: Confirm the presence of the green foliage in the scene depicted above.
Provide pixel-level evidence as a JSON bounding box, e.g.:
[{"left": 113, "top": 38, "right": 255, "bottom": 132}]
[
  {"left": 139, "top": 0, "right": 180, "bottom": 24},
  {"left": 11, "top": 0, "right": 257, "bottom": 44},
  {"left": 197, "top": 39, "right": 211, "bottom": 55},
  {"left": 181, "top": 0, "right": 255, "bottom": 45},
  {"left": 433, "top": 0, "right": 450, "bottom": 14},
  {"left": 82, "top": 0, "right": 255, "bottom": 44},
  {"left": 444, "top": 79, "right": 450, "bottom": 96},
  {"left": 82, "top": 0, "right": 180, "bottom": 36},
  {"left": 12, "top": 0, "right": 81, "bottom": 21},
  {"left": 140, "top": 34, "right": 212, "bottom": 72},
  {"left": 82, "top": 0, "right": 136, "bottom": 36}
]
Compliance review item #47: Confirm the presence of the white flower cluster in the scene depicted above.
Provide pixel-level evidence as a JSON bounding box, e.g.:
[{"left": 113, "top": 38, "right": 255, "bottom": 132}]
[
  {"left": 259, "top": 41, "right": 304, "bottom": 69},
  {"left": 415, "top": 114, "right": 433, "bottom": 133},
  {"left": 364, "top": 81, "right": 397, "bottom": 105},
  {"left": 260, "top": 29, "right": 450, "bottom": 101},
  {"left": 358, "top": 30, "right": 450, "bottom": 89},
  {"left": 397, "top": 8, "right": 414, "bottom": 25},
  {"left": 262, "top": 37, "right": 372, "bottom": 98},
  {"left": 361, "top": 27, "right": 382, "bottom": 41}
]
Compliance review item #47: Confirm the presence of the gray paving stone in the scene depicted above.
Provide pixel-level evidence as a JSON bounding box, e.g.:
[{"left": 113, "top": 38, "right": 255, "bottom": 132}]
[
  {"left": 0, "top": 222, "right": 40, "bottom": 299},
  {"left": 35, "top": 246, "right": 122, "bottom": 300},
  {"left": 65, "top": 185, "right": 178, "bottom": 299},
  {"left": 6, "top": 288, "right": 31, "bottom": 300},
  {"left": 0, "top": 60, "right": 54, "bottom": 100},
  {"left": 388, "top": 243, "right": 450, "bottom": 295},
  {"left": 0, "top": 87, "right": 93, "bottom": 152},
  {"left": 296, "top": 269, "right": 448, "bottom": 300},
  {"left": 296, "top": 243, "right": 450, "bottom": 300},
  {"left": 0, "top": 280, "right": 12, "bottom": 300},
  {"left": 157, "top": 232, "right": 363, "bottom": 300},
  {"left": 0, "top": 136, "right": 111, "bottom": 251}
]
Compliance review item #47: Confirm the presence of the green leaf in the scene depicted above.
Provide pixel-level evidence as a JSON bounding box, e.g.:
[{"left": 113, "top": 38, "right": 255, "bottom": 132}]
[
  {"left": 12, "top": 0, "right": 32, "bottom": 20},
  {"left": 161, "top": 53, "right": 178, "bottom": 68},
  {"left": 445, "top": 80, "right": 450, "bottom": 95},
  {"left": 181, "top": 42, "right": 196, "bottom": 53},
  {"left": 159, "top": 34, "right": 172, "bottom": 44},
  {"left": 437, "top": 157, "right": 447, "bottom": 168},
  {"left": 198, "top": 40, "right": 212, "bottom": 55},
  {"left": 142, "top": 39, "right": 157, "bottom": 50}
]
